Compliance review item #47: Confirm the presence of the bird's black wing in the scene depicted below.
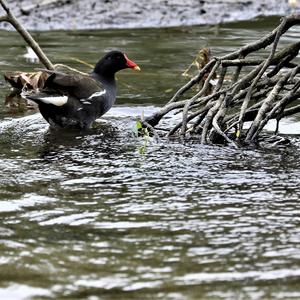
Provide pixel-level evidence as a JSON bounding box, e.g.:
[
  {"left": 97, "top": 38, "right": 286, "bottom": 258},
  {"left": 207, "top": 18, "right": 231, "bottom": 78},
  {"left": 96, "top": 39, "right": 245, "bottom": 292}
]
[{"left": 44, "top": 70, "right": 104, "bottom": 99}]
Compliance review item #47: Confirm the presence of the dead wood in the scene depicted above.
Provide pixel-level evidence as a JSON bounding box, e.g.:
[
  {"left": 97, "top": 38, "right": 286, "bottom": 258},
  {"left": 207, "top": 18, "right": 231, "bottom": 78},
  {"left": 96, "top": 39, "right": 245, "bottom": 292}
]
[{"left": 143, "top": 14, "right": 300, "bottom": 146}]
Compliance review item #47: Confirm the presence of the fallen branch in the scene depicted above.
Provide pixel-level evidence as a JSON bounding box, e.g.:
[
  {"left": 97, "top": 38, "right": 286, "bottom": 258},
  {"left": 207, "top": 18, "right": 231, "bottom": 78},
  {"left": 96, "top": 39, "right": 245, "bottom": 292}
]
[{"left": 144, "top": 14, "right": 300, "bottom": 146}]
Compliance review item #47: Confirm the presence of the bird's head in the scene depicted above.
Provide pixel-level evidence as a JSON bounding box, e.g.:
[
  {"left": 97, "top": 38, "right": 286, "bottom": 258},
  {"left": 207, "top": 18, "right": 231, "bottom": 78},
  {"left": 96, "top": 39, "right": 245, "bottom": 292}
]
[{"left": 94, "top": 50, "right": 140, "bottom": 78}]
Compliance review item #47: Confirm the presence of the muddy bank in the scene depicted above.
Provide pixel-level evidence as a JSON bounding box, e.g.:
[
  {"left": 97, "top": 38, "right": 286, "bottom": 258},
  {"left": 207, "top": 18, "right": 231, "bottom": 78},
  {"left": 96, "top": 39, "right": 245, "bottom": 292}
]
[{"left": 0, "top": 0, "right": 297, "bottom": 30}]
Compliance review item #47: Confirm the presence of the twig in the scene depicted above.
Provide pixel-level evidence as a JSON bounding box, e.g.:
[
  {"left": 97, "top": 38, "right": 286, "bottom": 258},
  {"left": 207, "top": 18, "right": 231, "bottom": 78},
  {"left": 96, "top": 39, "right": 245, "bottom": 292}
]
[
  {"left": 245, "top": 66, "right": 300, "bottom": 141},
  {"left": 181, "top": 59, "right": 219, "bottom": 136},
  {"left": 167, "top": 59, "right": 216, "bottom": 104},
  {"left": 237, "top": 16, "right": 288, "bottom": 136},
  {"left": 0, "top": 0, "right": 54, "bottom": 70}
]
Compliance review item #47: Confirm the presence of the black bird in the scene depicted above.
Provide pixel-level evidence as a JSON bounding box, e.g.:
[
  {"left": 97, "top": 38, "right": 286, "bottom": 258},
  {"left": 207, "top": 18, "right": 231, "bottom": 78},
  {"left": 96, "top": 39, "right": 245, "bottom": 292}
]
[{"left": 22, "top": 51, "right": 140, "bottom": 129}]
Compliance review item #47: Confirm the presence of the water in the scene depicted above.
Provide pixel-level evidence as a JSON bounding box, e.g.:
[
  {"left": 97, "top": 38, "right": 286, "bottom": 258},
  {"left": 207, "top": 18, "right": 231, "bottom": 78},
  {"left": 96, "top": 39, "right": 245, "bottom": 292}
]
[{"left": 0, "top": 17, "right": 300, "bottom": 300}]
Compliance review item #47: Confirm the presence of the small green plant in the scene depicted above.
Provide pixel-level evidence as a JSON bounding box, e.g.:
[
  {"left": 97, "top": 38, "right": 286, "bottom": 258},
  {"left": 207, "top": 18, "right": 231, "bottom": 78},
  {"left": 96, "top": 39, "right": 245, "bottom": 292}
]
[{"left": 132, "top": 119, "right": 150, "bottom": 155}]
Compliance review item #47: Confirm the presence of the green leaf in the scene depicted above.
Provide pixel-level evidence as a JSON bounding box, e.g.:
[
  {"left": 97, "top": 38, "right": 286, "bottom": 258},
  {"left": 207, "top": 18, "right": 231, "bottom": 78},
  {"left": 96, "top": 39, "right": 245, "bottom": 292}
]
[
  {"left": 136, "top": 120, "right": 143, "bottom": 130},
  {"left": 132, "top": 120, "right": 142, "bottom": 136}
]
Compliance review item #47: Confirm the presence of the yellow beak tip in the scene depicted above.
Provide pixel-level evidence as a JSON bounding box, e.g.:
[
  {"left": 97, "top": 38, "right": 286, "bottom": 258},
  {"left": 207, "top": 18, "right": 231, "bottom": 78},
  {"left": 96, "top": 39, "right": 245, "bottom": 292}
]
[{"left": 134, "top": 65, "right": 141, "bottom": 71}]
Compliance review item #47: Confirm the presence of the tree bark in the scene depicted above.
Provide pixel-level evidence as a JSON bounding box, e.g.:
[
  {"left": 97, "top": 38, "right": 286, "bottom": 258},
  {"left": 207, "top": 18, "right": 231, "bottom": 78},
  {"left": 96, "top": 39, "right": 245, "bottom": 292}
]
[{"left": 143, "top": 14, "right": 300, "bottom": 146}]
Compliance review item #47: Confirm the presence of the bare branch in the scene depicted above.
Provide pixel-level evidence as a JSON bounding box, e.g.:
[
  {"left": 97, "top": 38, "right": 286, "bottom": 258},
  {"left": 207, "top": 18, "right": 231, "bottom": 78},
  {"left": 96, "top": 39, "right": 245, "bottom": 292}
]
[
  {"left": 0, "top": 0, "right": 54, "bottom": 70},
  {"left": 142, "top": 14, "right": 300, "bottom": 146}
]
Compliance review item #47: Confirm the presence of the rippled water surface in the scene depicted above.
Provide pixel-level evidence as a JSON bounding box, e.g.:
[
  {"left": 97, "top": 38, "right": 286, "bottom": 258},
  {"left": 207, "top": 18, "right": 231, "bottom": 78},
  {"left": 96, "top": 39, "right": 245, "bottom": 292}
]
[{"left": 0, "top": 17, "right": 300, "bottom": 299}]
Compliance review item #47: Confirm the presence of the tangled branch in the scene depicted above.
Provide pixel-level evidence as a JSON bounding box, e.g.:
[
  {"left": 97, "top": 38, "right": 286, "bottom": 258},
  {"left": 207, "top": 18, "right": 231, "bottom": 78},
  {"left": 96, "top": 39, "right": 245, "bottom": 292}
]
[{"left": 144, "top": 14, "right": 300, "bottom": 146}]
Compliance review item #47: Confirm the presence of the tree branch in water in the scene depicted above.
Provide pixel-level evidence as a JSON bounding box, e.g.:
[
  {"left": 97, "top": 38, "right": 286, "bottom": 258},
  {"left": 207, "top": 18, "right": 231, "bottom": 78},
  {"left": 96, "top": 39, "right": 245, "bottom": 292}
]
[{"left": 143, "top": 14, "right": 300, "bottom": 146}]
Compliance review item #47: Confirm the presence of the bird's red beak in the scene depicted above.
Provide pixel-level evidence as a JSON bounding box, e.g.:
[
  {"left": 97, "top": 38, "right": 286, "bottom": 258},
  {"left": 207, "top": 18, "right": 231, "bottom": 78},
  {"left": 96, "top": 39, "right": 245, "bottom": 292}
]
[{"left": 124, "top": 54, "right": 141, "bottom": 71}]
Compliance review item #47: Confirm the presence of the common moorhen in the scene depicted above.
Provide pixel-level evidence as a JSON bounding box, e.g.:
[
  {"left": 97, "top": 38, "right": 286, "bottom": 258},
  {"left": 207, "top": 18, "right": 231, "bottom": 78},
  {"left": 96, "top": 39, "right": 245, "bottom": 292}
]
[{"left": 22, "top": 50, "right": 140, "bottom": 128}]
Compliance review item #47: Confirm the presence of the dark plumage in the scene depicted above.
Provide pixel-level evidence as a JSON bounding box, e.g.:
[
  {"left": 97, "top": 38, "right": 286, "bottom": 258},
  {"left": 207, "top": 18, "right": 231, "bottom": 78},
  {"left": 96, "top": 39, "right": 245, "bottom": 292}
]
[{"left": 22, "top": 51, "right": 140, "bottom": 128}]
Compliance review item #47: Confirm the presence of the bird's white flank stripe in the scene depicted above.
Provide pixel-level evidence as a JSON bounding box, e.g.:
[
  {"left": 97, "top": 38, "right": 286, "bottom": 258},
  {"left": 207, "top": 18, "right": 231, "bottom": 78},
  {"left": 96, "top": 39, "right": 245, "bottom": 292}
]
[
  {"left": 88, "top": 90, "right": 106, "bottom": 99},
  {"left": 39, "top": 96, "right": 68, "bottom": 106}
]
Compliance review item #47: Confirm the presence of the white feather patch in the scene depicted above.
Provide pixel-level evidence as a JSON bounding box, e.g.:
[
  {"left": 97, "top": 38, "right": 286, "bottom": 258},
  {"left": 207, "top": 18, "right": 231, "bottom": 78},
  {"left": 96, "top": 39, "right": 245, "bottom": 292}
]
[
  {"left": 88, "top": 90, "right": 106, "bottom": 99},
  {"left": 39, "top": 96, "right": 68, "bottom": 106}
]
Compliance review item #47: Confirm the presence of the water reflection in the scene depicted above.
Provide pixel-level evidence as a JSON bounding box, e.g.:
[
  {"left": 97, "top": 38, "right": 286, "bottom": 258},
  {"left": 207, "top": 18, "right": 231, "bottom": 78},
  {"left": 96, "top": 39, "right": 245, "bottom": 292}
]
[{"left": 0, "top": 109, "right": 300, "bottom": 299}]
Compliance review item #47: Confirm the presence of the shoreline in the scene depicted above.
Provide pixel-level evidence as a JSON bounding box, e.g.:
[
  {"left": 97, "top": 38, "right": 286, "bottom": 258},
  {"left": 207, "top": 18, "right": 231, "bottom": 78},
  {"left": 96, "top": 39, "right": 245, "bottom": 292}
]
[{"left": 0, "top": 0, "right": 297, "bottom": 31}]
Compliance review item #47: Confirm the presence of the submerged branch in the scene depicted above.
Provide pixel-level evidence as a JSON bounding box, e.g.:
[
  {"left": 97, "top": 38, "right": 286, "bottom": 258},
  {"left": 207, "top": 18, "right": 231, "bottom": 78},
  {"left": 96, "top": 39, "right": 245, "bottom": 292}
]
[{"left": 144, "top": 14, "right": 300, "bottom": 146}]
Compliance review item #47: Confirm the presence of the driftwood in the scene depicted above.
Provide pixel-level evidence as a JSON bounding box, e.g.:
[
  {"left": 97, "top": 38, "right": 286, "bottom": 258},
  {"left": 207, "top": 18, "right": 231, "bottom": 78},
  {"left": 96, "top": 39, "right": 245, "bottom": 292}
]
[{"left": 144, "top": 14, "right": 300, "bottom": 146}]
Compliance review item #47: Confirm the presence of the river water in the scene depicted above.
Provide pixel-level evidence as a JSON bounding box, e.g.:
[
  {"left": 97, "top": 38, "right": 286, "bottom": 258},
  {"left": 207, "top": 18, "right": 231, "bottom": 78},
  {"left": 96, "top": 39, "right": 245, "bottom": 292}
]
[{"left": 0, "top": 17, "right": 300, "bottom": 300}]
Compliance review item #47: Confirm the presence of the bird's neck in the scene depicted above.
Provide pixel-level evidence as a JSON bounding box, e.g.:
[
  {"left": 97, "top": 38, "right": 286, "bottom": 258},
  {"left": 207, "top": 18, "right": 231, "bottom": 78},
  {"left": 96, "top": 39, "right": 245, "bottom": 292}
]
[
  {"left": 91, "top": 71, "right": 116, "bottom": 89},
  {"left": 93, "top": 61, "right": 117, "bottom": 81}
]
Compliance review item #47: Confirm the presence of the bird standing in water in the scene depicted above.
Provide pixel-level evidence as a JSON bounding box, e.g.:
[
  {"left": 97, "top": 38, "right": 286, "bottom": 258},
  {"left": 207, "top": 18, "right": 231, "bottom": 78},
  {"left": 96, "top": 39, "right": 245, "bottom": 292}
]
[{"left": 22, "top": 51, "right": 140, "bottom": 129}]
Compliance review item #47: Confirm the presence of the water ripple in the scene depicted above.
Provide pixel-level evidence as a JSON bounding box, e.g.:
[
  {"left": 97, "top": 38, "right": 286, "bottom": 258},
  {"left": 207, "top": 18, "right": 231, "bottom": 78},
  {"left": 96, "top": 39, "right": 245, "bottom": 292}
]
[{"left": 0, "top": 19, "right": 300, "bottom": 300}]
